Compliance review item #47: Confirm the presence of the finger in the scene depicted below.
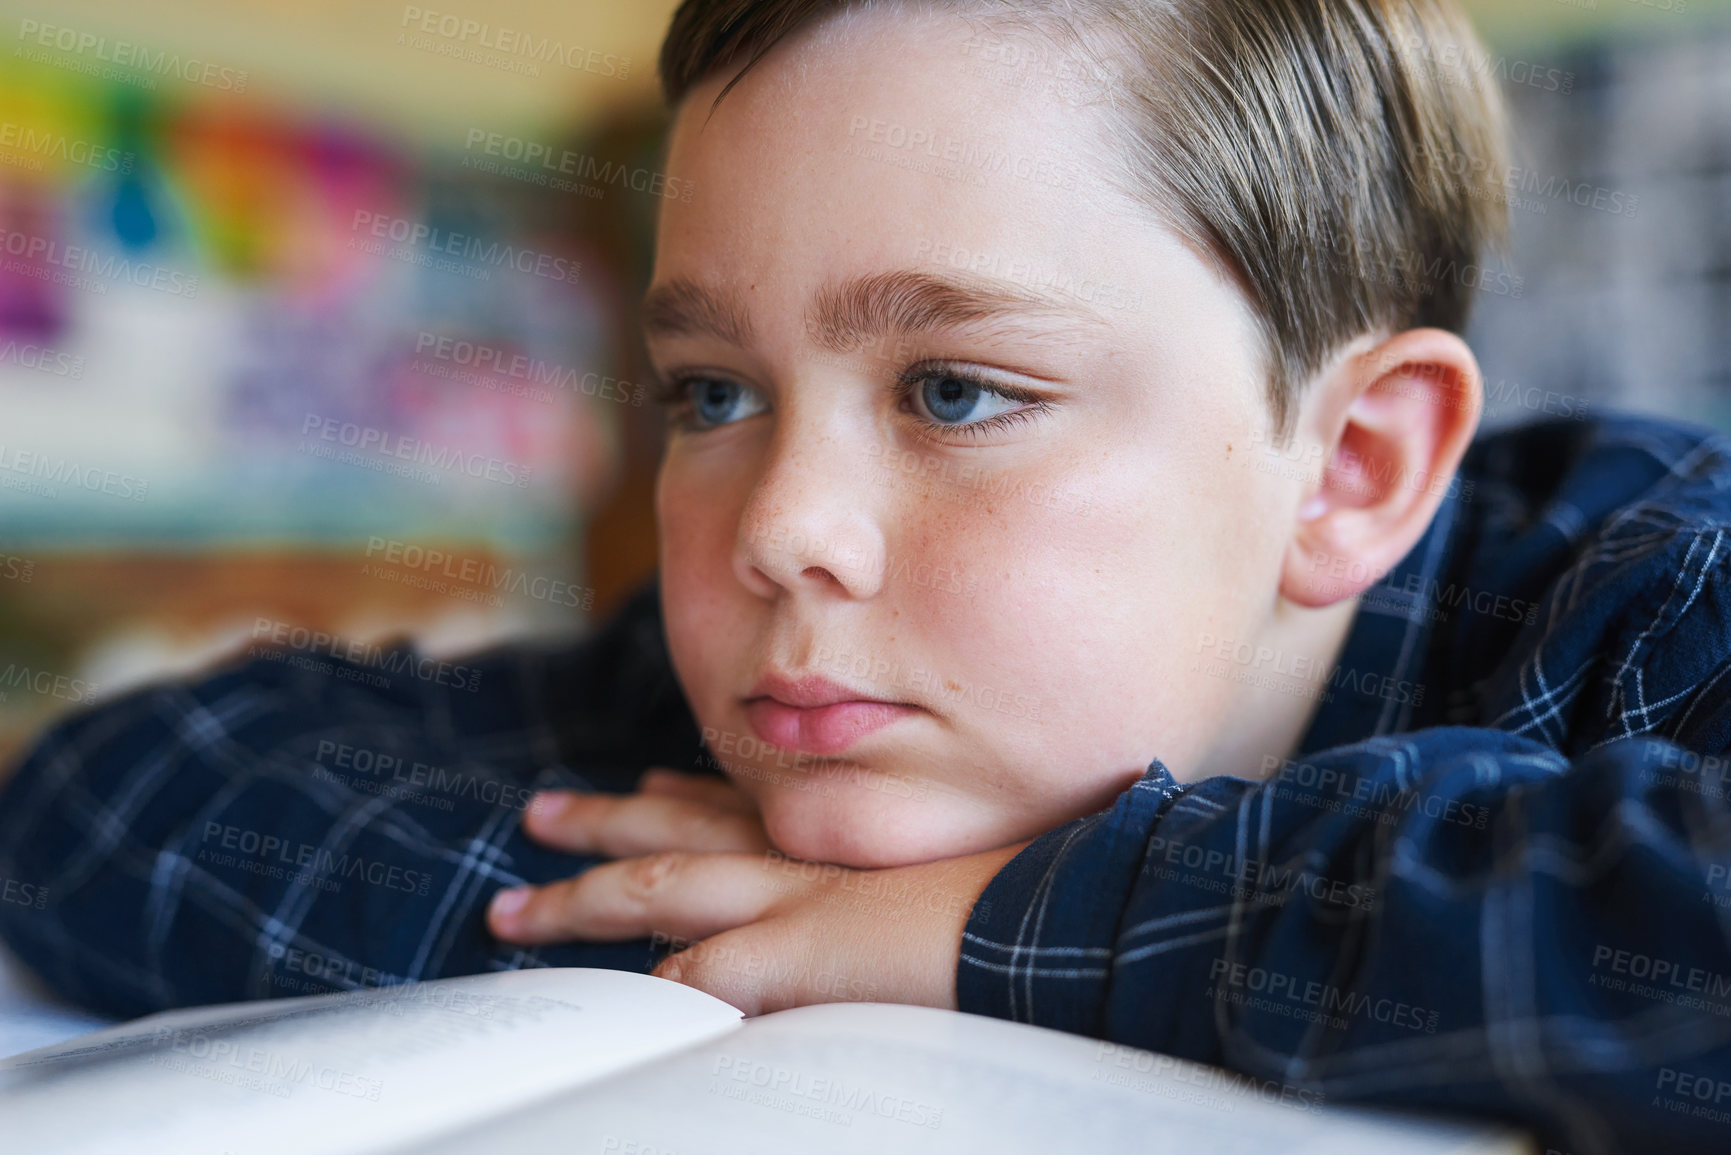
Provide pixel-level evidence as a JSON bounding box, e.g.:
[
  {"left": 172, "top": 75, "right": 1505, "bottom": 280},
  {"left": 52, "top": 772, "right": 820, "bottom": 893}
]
[
  {"left": 487, "top": 850, "right": 789, "bottom": 945},
  {"left": 637, "top": 767, "right": 758, "bottom": 814},
  {"left": 524, "top": 790, "right": 769, "bottom": 856},
  {"left": 653, "top": 923, "right": 814, "bottom": 1018}
]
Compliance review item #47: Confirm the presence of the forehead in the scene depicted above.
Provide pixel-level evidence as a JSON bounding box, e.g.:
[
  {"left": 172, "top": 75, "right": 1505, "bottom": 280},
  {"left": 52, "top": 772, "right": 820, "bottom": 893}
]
[{"left": 652, "top": 6, "right": 1132, "bottom": 301}]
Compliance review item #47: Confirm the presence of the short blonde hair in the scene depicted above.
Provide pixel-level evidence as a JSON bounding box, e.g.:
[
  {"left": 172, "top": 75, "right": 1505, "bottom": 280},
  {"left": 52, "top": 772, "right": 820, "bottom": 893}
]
[{"left": 659, "top": 0, "right": 1511, "bottom": 441}]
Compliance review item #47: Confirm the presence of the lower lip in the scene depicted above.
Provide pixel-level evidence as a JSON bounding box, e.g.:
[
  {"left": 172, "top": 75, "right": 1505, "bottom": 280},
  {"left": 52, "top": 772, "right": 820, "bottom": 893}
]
[{"left": 743, "top": 698, "right": 918, "bottom": 756}]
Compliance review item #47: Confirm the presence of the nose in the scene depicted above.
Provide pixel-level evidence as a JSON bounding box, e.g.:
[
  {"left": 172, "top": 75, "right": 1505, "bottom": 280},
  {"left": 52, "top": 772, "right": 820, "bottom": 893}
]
[{"left": 734, "top": 429, "right": 887, "bottom": 601}]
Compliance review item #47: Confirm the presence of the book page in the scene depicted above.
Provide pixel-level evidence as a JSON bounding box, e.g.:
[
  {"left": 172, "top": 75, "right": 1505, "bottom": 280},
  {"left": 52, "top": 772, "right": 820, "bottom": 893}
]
[
  {"left": 398, "top": 1001, "right": 1533, "bottom": 1155},
  {"left": 0, "top": 968, "right": 742, "bottom": 1155},
  {"left": 0, "top": 942, "right": 115, "bottom": 1060}
]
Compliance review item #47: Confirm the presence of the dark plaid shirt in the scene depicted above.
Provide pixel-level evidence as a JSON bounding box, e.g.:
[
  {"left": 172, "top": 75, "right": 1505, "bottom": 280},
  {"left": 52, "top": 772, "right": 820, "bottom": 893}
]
[{"left": 5, "top": 412, "right": 1731, "bottom": 1154}]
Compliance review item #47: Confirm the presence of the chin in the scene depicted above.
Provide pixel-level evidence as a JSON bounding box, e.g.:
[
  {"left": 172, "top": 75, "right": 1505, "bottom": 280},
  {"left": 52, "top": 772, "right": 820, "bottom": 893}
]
[{"left": 757, "top": 784, "right": 995, "bottom": 869}]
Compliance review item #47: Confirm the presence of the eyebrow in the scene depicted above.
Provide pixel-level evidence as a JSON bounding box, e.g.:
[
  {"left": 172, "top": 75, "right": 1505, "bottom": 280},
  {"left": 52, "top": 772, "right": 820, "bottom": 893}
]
[
  {"left": 640, "top": 278, "right": 755, "bottom": 347},
  {"left": 639, "top": 268, "right": 1111, "bottom": 353}
]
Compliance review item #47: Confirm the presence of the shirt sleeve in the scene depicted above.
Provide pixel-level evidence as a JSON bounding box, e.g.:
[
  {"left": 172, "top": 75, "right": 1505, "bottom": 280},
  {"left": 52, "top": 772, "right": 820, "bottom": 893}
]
[
  {"left": 957, "top": 727, "right": 1731, "bottom": 1154},
  {"left": 0, "top": 578, "right": 706, "bottom": 1020}
]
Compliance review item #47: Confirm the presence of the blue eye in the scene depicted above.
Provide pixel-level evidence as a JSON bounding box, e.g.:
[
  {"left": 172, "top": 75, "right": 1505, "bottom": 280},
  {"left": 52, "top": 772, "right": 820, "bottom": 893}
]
[
  {"left": 898, "top": 366, "right": 1046, "bottom": 439},
  {"left": 920, "top": 373, "right": 984, "bottom": 423},
  {"left": 693, "top": 378, "right": 746, "bottom": 425},
  {"left": 651, "top": 363, "right": 1050, "bottom": 441},
  {"left": 653, "top": 374, "right": 768, "bottom": 430}
]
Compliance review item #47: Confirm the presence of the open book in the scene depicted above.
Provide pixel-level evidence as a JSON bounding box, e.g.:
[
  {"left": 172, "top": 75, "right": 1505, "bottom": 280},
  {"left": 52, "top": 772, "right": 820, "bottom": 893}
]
[{"left": 0, "top": 969, "right": 1532, "bottom": 1154}]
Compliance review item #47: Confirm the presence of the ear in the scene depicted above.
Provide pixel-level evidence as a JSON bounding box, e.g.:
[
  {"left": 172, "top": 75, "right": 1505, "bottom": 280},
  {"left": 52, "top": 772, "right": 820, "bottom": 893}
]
[{"left": 1280, "top": 328, "right": 1482, "bottom": 609}]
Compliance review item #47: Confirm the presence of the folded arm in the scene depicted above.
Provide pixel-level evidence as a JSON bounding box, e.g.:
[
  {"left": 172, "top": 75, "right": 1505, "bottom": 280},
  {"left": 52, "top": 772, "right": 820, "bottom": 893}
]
[
  {"left": 0, "top": 581, "right": 704, "bottom": 1019},
  {"left": 959, "top": 728, "right": 1731, "bottom": 1154}
]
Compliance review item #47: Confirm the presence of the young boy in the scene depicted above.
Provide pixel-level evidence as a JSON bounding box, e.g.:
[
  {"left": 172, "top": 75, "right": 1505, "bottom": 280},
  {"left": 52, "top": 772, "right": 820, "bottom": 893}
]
[{"left": 4, "top": 1, "right": 1729, "bottom": 1150}]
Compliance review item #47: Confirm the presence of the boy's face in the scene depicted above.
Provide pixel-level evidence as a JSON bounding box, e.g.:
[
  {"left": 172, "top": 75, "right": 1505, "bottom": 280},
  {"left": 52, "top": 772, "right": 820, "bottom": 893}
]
[{"left": 648, "top": 10, "right": 1329, "bottom": 867}]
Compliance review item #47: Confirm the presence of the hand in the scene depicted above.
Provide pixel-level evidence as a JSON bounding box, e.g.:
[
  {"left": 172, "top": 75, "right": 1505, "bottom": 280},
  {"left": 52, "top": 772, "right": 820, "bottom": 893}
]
[
  {"left": 487, "top": 767, "right": 1026, "bottom": 1014},
  {"left": 514, "top": 766, "right": 771, "bottom": 857}
]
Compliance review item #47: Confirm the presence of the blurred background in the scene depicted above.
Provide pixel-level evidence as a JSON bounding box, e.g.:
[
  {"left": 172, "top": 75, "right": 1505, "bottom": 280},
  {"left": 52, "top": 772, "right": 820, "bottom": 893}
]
[{"left": 0, "top": 0, "right": 1726, "bottom": 766}]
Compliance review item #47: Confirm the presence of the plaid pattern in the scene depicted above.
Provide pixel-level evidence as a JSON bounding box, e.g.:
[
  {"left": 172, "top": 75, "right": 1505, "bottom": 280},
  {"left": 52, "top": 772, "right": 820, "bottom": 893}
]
[
  {"left": 958, "top": 413, "right": 1731, "bottom": 1154},
  {"left": 0, "top": 578, "right": 710, "bottom": 1017},
  {"left": 3, "top": 411, "right": 1731, "bottom": 1153}
]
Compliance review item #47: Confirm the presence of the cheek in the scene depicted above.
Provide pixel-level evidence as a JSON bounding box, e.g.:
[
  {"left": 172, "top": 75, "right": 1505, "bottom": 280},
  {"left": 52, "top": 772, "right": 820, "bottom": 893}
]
[
  {"left": 655, "top": 466, "right": 748, "bottom": 718},
  {"left": 656, "top": 459, "right": 742, "bottom": 586},
  {"left": 943, "top": 453, "right": 1266, "bottom": 781},
  {"left": 897, "top": 501, "right": 1148, "bottom": 783}
]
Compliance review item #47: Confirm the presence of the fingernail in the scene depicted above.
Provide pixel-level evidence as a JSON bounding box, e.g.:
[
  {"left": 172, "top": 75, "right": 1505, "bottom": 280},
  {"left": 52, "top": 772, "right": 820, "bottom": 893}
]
[
  {"left": 529, "top": 791, "right": 573, "bottom": 819},
  {"left": 490, "top": 887, "right": 530, "bottom": 920}
]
